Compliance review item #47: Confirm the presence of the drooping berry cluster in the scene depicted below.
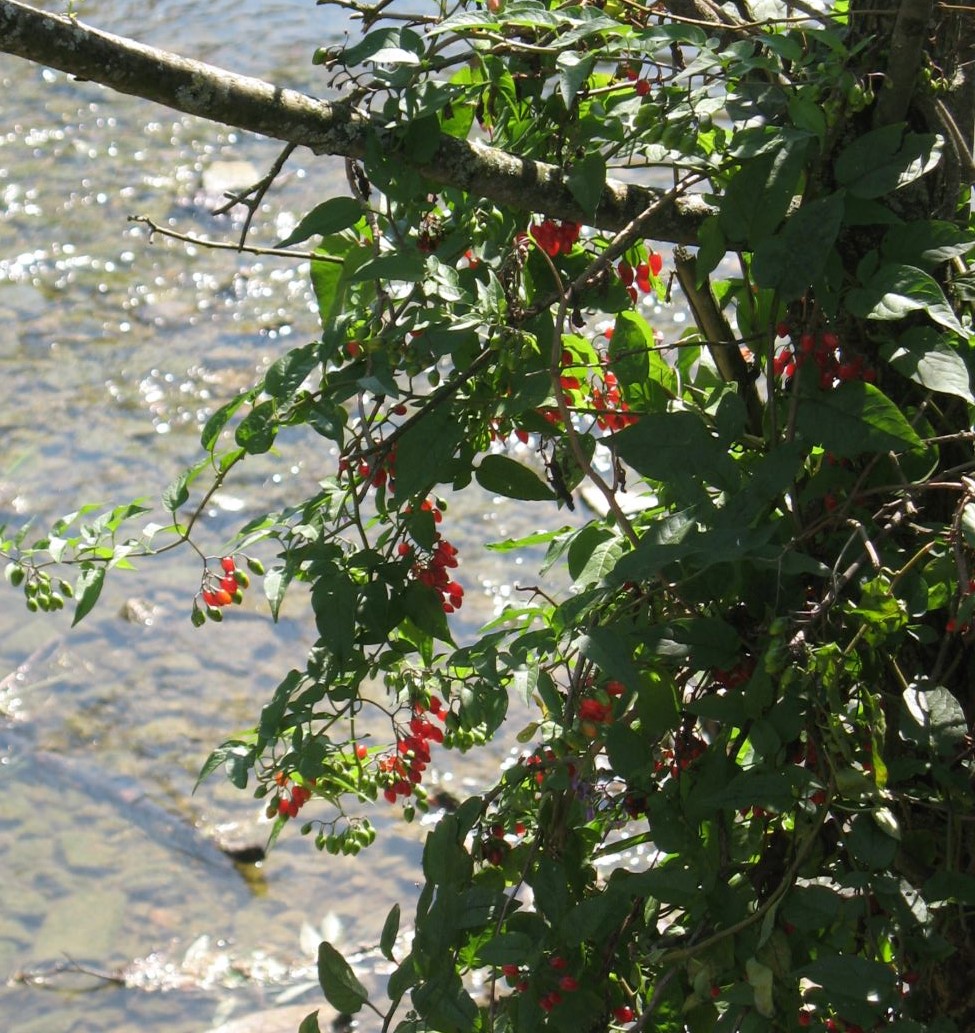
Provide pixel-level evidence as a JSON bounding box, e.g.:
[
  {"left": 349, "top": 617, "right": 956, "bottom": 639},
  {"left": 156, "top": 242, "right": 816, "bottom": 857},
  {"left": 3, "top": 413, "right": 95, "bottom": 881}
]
[
  {"left": 771, "top": 325, "right": 875, "bottom": 389},
  {"left": 399, "top": 500, "right": 464, "bottom": 613},
  {"left": 196, "top": 555, "right": 255, "bottom": 623},
  {"left": 616, "top": 254, "right": 663, "bottom": 302},
  {"left": 529, "top": 218, "right": 581, "bottom": 257},
  {"left": 555, "top": 343, "right": 638, "bottom": 433},
  {"left": 379, "top": 697, "right": 446, "bottom": 804},
  {"left": 270, "top": 770, "right": 316, "bottom": 819},
  {"left": 591, "top": 365, "right": 638, "bottom": 431}
]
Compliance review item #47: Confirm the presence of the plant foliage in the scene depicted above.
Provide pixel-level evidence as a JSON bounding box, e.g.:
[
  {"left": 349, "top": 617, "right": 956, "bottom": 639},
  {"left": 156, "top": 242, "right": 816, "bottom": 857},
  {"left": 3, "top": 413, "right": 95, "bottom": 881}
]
[{"left": 5, "top": 0, "right": 975, "bottom": 1029}]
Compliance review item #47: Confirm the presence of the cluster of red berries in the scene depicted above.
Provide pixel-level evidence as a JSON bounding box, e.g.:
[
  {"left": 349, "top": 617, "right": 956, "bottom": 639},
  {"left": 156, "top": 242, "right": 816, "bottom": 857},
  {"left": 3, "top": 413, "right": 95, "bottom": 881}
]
[
  {"left": 654, "top": 733, "right": 706, "bottom": 777},
  {"left": 591, "top": 366, "right": 638, "bottom": 431},
  {"left": 399, "top": 501, "right": 464, "bottom": 613},
  {"left": 617, "top": 254, "right": 663, "bottom": 302},
  {"left": 379, "top": 697, "right": 446, "bottom": 804},
  {"left": 772, "top": 325, "right": 876, "bottom": 390},
  {"left": 529, "top": 218, "right": 582, "bottom": 258},
  {"left": 498, "top": 955, "right": 585, "bottom": 1014},
  {"left": 270, "top": 770, "right": 316, "bottom": 819},
  {"left": 355, "top": 442, "right": 398, "bottom": 492},
  {"left": 200, "top": 556, "right": 249, "bottom": 611},
  {"left": 620, "top": 64, "right": 652, "bottom": 97},
  {"left": 556, "top": 345, "right": 638, "bottom": 433}
]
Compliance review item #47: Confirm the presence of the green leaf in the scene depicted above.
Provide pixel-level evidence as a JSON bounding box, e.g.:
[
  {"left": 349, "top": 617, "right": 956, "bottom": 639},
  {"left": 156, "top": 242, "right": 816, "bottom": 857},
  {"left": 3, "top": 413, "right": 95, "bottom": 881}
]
[
  {"left": 556, "top": 51, "right": 594, "bottom": 109},
  {"left": 201, "top": 392, "right": 249, "bottom": 450},
  {"left": 798, "top": 956, "right": 897, "bottom": 1005},
  {"left": 751, "top": 191, "right": 845, "bottom": 301},
  {"left": 846, "top": 262, "right": 964, "bottom": 336},
  {"left": 264, "top": 342, "right": 321, "bottom": 401},
  {"left": 923, "top": 870, "right": 975, "bottom": 906},
  {"left": 380, "top": 903, "right": 401, "bottom": 961},
  {"left": 72, "top": 565, "right": 105, "bottom": 626},
  {"left": 317, "top": 941, "right": 369, "bottom": 1014},
  {"left": 794, "top": 381, "right": 923, "bottom": 457},
  {"left": 394, "top": 407, "right": 464, "bottom": 499},
  {"left": 297, "top": 1011, "right": 322, "bottom": 1033},
  {"left": 612, "top": 411, "right": 738, "bottom": 491},
  {"left": 903, "top": 678, "right": 968, "bottom": 755},
  {"left": 475, "top": 454, "right": 556, "bottom": 501},
  {"left": 566, "top": 152, "right": 606, "bottom": 220},
  {"left": 720, "top": 138, "right": 809, "bottom": 246},
  {"left": 162, "top": 471, "right": 190, "bottom": 512},
  {"left": 350, "top": 252, "right": 427, "bottom": 283},
  {"left": 311, "top": 249, "right": 349, "bottom": 327},
  {"left": 476, "top": 932, "right": 534, "bottom": 966},
  {"left": 263, "top": 565, "right": 292, "bottom": 622},
  {"left": 235, "top": 400, "right": 278, "bottom": 454},
  {"left": 835, "top": 125, "right": 942, "bottom": 198},
  {"left": 579, "top": 624, "right": 643, "bottom": 687},
  {"left": 881, "top": 326, "right": 973, "bottom": 402},
  {"left": 882, "top": 220, "right": 975, "bottom": 267},
  {"left": 276, "top": 197, "right": 363, "bottom": 248}
]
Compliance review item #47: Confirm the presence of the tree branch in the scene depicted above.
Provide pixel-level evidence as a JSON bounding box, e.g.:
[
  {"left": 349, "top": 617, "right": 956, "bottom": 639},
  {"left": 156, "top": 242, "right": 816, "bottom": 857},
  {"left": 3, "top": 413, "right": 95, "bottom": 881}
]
[{"left": 0, "top": 0, "right": 711, "bottom": 241}]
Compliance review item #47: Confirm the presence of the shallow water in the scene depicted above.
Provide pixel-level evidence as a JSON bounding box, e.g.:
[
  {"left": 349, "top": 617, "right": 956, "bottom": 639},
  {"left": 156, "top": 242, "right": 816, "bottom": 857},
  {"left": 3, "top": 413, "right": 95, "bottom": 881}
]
[{"left": 0, "top": 4, "right": 682, "bottom": 1030}]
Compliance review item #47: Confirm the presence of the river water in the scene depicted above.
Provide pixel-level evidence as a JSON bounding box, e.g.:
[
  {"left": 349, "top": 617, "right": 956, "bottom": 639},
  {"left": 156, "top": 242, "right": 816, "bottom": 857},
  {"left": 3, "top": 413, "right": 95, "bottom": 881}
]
[{"left": 0, "top": 3, "right": 682, "bottom": 1030}]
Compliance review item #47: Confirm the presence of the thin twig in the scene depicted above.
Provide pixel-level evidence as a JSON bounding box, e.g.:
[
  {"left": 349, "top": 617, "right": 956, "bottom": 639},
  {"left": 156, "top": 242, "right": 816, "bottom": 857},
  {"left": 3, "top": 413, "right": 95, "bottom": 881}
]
[{"left": 129, "top": 216, "right": 342, "bottom": 263}]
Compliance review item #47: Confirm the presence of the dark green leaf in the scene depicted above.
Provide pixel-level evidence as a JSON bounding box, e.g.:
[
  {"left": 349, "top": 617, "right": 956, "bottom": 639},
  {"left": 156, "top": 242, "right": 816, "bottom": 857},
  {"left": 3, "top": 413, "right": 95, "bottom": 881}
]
[
  {"left": 394, "top": 407, "right": 463, "bottom": 499},
  {"left": 566, "top": 152, "right": 606, "bottom": 220},
  {"left": 235, "top": 400, "right": 278, "bottom": 454},
  {"left": 264, "top": 342, "right": 320, "bottom": 401},
  {"left": 847, "top": 262, "right": 964, "bottom": 336},
  {"left": 350, "top": 252, "right": 427, "bottom": 283},
  {"left": 612, "top": 411, "right": 739, "bottom": 490},
  {"left": 881, "top": 326, "right": 973, "bottom": 402},
  {"left": 72, "top": 565, "right": 105, "bottom": 626},
  {"left": 835, "top": 125, "right": 942, "bottom": 198},
  {"left": 380, "top": 903, "right": 401, "bottom": 961},
  {"left": 556, "top": 52, "right": 594, "bottom": 109},
  {"left": 276, "top": 197, "right": 363, "bottom": 248},
  {"left": 795, "top": 381, "right": 922, "bottom": 457},
  {"left": 476, "top": 932, "right": 534, "bottom": 966},
  {"left": 719, "top": 138, "right": 808, "bottom": 246},
  {"left": 475, "top": 454, "right": 556, "bottom": 501},
  {"left": 751, "top": 191, "right": 845, "bottom": 301},
  {"left": 201, "top": 392, "right": 249, "bottom": 450},
  {"left": 317, "top": 941, "right": 369, "bottom": 1014},
  {"left": 882, "top": 220, "right": 975, "bottom": 267},
  {"left": 162, "top": 471, "right": 190, "bottom": 512},
  {"left": 798, "top": 956, "right": 897, "bottom": 1004},
  {"left": 297, "top": 1011, "right": 322, "bottom": 1033}
]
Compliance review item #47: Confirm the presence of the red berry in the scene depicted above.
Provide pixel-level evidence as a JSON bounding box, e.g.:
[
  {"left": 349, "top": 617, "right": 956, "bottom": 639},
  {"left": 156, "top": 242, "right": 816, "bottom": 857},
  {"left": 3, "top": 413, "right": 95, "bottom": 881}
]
[
  {"left": 220, "top": 575, "right": 238, "bottom": 593},
  {"left": 549, "top": 955, "right": 568, "bottom": 970},
  {"left": 220, "top": 556, "right": 236, "bottom": 573},
  {"left": 798, "top": 1010, "right": 812, "bottom": 1027},
  {"left": 648, "top": 252, "right": 663, "bottom": 276},
  {"left": 214, "top": 588, "right": 233, "bottom": 607},
  {"left": 613, "top": 1005, "right": 635, "bottom": 1023},
  {"left": 635, "top": 79, "right": 650, "bottom": 96},
  {"left": 559, "top": 975, "right": 579, "bottom": 992}
]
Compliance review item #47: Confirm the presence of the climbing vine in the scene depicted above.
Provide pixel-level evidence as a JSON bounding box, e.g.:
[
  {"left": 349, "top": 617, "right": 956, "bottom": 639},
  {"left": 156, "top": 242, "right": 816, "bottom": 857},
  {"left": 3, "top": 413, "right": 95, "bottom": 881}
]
[{"left": 4, "top": 0, "right": 975, "bottom": 1030}]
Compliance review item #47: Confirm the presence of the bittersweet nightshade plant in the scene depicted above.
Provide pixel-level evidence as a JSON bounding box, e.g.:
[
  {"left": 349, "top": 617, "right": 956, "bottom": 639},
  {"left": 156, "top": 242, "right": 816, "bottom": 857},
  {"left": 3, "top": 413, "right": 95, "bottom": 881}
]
[{"left": 2, "top": 0, "right": 975, "bottom": 1030}]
